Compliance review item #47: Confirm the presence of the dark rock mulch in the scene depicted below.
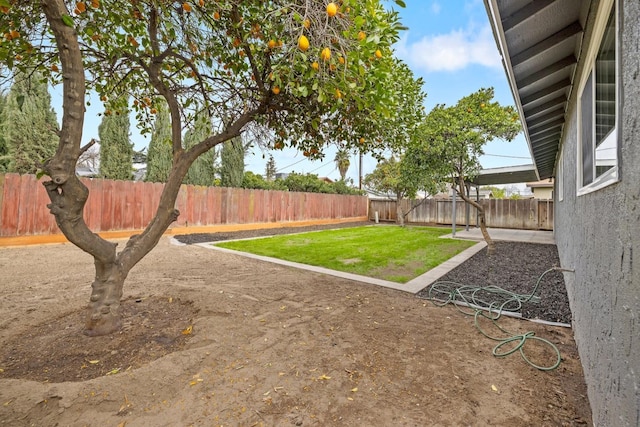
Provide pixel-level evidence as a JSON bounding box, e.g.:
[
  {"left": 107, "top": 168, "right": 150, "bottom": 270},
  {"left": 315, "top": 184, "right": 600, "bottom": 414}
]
[
  {"left": 417, "top": 241, "right": 571, "bottom": 324},
  {"left": 175, "top": 224, "right": 572, "bottom": 325}
]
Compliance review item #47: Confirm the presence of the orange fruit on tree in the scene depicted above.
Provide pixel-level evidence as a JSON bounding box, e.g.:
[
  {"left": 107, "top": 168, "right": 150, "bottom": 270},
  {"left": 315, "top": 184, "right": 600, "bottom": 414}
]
[
  {"left": 272, "top": 86, "right": 280, "bottom": 95},
  {"left": 320, "top": 47, "right": 331, "bottom": 61},
  {"left": 374, "top": 49, "right": 382, "bottom": 59},
  {"left": 359, "top": 137, "right": 365, "bottom": 144},
  {"left": 311, "top": 61, "right": 319, "bottom": 71},
  {"left": 338, "top": 56, "right": 345, "bottom": 64},
  {"left": 213, "top": 11, "right": 220, "bottom": 20},
  {"left": 298, "top": 35, "right": 309, "bottom": 51},
  {"left": 51, "top": 64, "right": 59, "bottom": 72},
  {"left": 76, "top": 2, "right": 86, "bottom": 12},
  {"left": 91, "top": 0, "right": 99, "bottom": 8},
  {"left": 267, "top": 39, "right": 277, "bottom": 49},
  {"left": 358, "top": 31, "right": 366, "bottom": 41},
  {"left": 182, "top": 2, "right": 192, "bottom": 12},
  {"left": 150, "top": 108, "right": 158, "bottom": 114},
  {"left": 10, "top": 30, "right": 19, "bottom": 39},
  {"left": 198, "top": 0, "right": 204, "bottom": 6},
  {"left": 326, "top": 2, "right": 338, "bottom": 17},
  {"left": 335, "top": 88, "right": 342, "bottom": 99},
  {"left": 303, "top": 19, "right": 310, "bottom": 29}
]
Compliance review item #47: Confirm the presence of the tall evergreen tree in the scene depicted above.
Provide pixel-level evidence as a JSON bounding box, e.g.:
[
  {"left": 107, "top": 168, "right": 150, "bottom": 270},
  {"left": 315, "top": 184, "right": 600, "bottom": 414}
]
[
  {"left": 183, "top": 115, "right": 216, "bottom": 186},
  {"left": 1, "top": 71, "right": 59, "bottom": 174},
  {"left": 98, "top": 101, "right": 133, "bottom": 180},
  {"left": 265, "top": 154, "right": 277, "bottom": 181},
  {"left": 219, "top": 134, "right": 245, "bottom": 188},
  {"left": 145, "top": 106, "right": 172, "bottom": 183},
  {"left": 0, "top": 91, "right": 8, "bottom": 172}
]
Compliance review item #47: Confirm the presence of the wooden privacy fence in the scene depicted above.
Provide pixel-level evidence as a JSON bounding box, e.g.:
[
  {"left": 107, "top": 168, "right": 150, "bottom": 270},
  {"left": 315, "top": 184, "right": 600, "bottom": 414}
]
[
  {"left": 0, "top": 173, "right": 368, "bottom": 237},
  {"left": 369, "top": 198, "right": 554, "bottom": 230}
]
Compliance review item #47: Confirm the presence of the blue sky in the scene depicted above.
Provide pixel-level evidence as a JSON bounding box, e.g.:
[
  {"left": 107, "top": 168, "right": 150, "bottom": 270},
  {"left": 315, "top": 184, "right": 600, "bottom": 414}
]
[{"left": 54, "top": 0, "right": 533, "bottom": 184}]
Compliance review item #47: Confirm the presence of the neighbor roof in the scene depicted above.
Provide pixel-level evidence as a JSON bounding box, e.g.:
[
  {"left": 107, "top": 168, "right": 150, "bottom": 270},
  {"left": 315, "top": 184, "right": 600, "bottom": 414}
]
[
  {"left": 483, "top": 0, "right": 589, "bottom": 179},
  {"left": 470, "top": 164, "right": 539, "bottom": 186}
]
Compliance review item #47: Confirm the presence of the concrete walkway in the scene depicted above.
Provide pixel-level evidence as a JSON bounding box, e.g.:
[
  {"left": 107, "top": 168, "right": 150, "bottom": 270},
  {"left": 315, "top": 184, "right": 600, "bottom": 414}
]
[
  {"left": 444, "top": 227, "right": 555, "bottom": 244},
  {"left": 189, "top": 227, "right": 555, "bottom": 295}
]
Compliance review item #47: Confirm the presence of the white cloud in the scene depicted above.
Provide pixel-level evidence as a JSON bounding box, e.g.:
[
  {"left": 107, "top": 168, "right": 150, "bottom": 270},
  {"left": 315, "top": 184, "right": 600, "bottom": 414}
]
[{"left": 396, "top": 25, "right": 502, "bottom": 73}]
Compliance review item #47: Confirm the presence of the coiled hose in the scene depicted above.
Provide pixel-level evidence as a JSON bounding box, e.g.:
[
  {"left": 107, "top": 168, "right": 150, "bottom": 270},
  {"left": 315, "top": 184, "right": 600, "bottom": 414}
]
[{"left": 421, "top": 267, "right": 570, "bottom": 371}]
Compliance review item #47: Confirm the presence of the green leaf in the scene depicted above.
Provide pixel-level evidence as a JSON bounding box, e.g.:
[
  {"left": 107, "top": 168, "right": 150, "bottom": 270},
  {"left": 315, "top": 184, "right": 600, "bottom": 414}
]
[
  {"left": 62, "top": 14, "right": 74, "bottom": 27},
  {"left": 395, "top": 0, "right": 406, "bottom": 7}
]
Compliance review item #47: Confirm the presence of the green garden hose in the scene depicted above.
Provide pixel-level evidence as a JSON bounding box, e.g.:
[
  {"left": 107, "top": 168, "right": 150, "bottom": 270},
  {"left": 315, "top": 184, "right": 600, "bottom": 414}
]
[{"left": 422, "top": 267, "right": 571, "bottom": 371}]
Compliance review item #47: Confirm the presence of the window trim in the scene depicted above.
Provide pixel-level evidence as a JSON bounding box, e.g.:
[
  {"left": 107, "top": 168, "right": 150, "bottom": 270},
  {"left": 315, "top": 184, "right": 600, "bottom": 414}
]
[{"left": 576, "top": 0, "right": 619, "bottom": 196}]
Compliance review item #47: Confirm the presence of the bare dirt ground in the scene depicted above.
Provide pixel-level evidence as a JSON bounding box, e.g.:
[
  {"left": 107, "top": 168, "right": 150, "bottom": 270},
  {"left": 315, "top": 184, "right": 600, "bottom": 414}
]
[{"left": 0, "top": 228, "right": 591, "bottom": 426}]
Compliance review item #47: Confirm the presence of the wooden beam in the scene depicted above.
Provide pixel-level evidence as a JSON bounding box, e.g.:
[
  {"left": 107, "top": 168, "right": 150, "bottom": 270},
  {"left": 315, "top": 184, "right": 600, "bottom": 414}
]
[
  {"left": 502, "top": 0, "right": 557, "bottom": 32},
  {"left": 521, "top": 78, "right": 571, "bottom": 106},
  {"left": 512, "top": 21, "right": 582, "bottom": 67},
  {"left": 518, "top": 55, "right": 576, "bottom": 89},
  {"left": 524, "top": 95, "right": 566, "bottom": 118}
]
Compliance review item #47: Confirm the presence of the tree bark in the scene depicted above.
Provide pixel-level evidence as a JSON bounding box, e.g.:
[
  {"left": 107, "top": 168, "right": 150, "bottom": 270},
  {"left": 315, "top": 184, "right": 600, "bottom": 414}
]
[{"left": 396, "top": 195, "right": 405, "bottom": 226}]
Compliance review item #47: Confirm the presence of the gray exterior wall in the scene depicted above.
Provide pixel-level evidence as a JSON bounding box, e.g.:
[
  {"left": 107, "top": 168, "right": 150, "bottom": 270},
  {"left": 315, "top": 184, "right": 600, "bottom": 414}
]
[{"left": 554, "top": 1, "right": 640, "bottom": 425}]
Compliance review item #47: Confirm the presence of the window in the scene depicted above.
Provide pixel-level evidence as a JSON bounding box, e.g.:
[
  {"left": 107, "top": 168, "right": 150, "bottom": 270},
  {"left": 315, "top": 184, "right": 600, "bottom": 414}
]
[{"left": 577, "top": 0, "right": 618, "bottom": 195}]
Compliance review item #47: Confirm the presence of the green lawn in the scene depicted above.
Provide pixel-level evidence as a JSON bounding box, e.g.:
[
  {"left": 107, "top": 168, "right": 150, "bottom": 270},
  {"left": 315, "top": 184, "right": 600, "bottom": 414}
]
[{"left": 214, "top": 226, "right": 476, "bottom": 283}]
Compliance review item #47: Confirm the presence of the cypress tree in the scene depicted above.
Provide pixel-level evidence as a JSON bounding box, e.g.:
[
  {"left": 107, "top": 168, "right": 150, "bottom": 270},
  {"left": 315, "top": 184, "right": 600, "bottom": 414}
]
[
  {"left": 1, "top": 71, "right": 59, "bottom": 174},
  {"left": 219, "top": 134, "right": 245, "bottom": 188},
  {"left": 145, "top": 106, "right": 173, "bottom": 183},
  {"left": 0, "top": 92, "right": 8, "bottom": 172},
  {"left": 98, "top": 101, "right": 133, "bottom": 180},
  {"left": 265, "top": 154, "right": 277, "bottom": 181},
  {"left": 183, "top": 115, "right": 216, "bottom": 186}
]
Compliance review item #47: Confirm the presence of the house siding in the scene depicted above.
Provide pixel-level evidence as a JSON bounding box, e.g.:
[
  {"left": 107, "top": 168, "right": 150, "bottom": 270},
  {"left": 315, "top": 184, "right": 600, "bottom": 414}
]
[{"left": 555, "top": 1, "right": 640, "bottom": 425}]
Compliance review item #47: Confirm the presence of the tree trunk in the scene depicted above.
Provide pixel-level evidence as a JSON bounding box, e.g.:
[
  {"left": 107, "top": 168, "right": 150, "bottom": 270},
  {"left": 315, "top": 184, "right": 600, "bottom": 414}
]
[
  {"left": 85, "top": 262, "right": 126, "bottom": 336},
  {"left": 396, "top": 196, "right": 405, "bottom": 226},
  {"left": 455, "top": 177, "right": 495, "bottom": 254}
]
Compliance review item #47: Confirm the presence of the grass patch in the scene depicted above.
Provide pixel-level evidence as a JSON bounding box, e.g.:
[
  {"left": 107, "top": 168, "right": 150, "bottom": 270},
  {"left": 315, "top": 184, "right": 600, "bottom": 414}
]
[{"left": 214, "top": 226, "right": 476, "bottom": 283}]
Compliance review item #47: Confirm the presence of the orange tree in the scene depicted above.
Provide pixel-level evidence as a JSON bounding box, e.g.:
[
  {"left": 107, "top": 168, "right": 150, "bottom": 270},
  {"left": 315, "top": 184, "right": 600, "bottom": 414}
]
[
  {"left": 404, "top": 88, "right": 521, "bottom": 252},
  {"left": 0, "top": 0, "right": 408, "bottom": 336}
]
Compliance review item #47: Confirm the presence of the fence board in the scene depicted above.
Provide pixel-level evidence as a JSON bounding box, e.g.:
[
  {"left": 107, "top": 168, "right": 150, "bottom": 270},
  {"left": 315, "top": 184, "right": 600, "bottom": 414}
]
[
  {"left": 1, "top": 173, "right": 368, "bottom": 237},
  {"left": 369, "top": 197, "right": 553, "bottom": 230}
]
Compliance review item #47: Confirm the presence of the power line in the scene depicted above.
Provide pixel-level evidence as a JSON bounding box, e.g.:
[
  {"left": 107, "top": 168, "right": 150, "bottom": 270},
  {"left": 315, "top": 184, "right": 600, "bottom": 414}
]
[{"left": 275, "top": 157, "right": 307, "bottom": 173}]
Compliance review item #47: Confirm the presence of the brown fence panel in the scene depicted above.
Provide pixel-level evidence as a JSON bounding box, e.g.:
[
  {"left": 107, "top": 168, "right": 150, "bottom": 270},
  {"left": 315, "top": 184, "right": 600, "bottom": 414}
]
[
  {"left": 370, "top": 197, "right": 554, "bottom": 230},
  {"left": 1, "top": 173, "right": 368, "bottom": 237}
]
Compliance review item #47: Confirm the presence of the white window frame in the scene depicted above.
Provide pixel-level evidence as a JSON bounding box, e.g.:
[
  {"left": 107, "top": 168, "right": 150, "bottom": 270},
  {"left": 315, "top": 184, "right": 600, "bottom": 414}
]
[{"left": 576, "top": 0, "right": 619, "bottom": 196}]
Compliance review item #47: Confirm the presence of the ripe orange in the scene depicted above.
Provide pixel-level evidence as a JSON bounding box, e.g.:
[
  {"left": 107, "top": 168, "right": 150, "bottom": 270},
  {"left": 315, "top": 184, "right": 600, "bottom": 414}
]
[
  {"left": 374, "top": 49, "right": 382, "bottom": 59},
  {"left": 76, "top": 2, "right": 86, "bottom": 12},
  {"left": 335, "top": 88, "right": 342, "bottom": 99},
  {"left": 359, "top": 137, "right": 365, "bottom": 144},
  {"left": 326, "top": 2, "right": 338, "bottom": 17},
  {"left": 298, "top": 35, "right": 309, "bottom": 51},
  {"left": 182, "top": 2, "right": 192, "bottom": 12},
  {"left": 267, "top": 39, "right": 277, "bottom": 49},
  {"left": 10, "top": 30, "right": 19, "bottom": 39},
  {"left": 320, "top": 47, "right": 331, "bottom": 61},
  {"left": 358, "top": 31, "right": 366, "bottom": 41},
  {"left": 51, "top": 64, "right": 59, "bottom": 72},
  {"left": 311, "top": 61, "right": 319, "bottom": 71},
  {"left": 303, "top": 19, "right": 311, "bottom": 29},
  {"left": 198, "top": 0, "right": 204, "bottom": 6},
  {"left": 91, "top": 0, "right": 99, "bottom": 7},
  {"left": 213, "top": 11, "right": 220, "bottom": 20},
  {"left": 150, "top": 108, "right": 158, "bottom": 114},
  {"left": 338, "top": 56, "right": 345, "bottom": 65},
  {"left": 272, "top": 86, "right": 280, "bottom": 95}
]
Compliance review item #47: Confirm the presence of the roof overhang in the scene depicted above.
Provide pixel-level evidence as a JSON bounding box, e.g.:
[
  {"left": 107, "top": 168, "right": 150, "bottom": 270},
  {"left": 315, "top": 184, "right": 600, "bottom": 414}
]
[
  {"left": 483, "top": 0, "right": 589, "bottom": 179},
  {"left": 470, "top": 164, "right": 539, "bottom": 186}
]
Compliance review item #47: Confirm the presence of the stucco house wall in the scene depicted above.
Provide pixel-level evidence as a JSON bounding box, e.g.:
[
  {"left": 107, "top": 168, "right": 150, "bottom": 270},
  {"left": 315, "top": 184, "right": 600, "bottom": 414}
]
[{"left": 554, "top": 1, "right": 640, "bottom": 425}]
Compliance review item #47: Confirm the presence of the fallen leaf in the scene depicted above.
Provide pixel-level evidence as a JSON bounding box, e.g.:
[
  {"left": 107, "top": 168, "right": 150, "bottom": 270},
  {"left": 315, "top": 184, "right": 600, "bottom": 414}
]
[
  {"left": 347, "top": 397, "right": 354, "bottom": 401},
  {"left": 117, "top": 421, "right": 127, "bottom": 427},
  {"left": 491, "top": 384, "right": 498, "bottom": 392},
  {"left": 168, "top": 297, "right": 173, "bottom": 303},
  {"left": 317, "top": 374, "right": 331, "bottom": 380},
  {"left": 182, "top": 325, "right": 193, "bottom": 335},
  {"left": 351, "top": 387, "right": 358, "bottom": 392},
  {"left": 88, "top": 360, "right": 100, "bottom": 364},
  {"left": 106, "top": 368, "right": 120, "bottom": 375}
]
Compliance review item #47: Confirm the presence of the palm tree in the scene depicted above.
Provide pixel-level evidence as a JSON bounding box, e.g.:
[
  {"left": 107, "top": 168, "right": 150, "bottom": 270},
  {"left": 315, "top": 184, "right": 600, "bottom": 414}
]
[{"left": 334, "top": 148, "right": 350, "bottom": 180}]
